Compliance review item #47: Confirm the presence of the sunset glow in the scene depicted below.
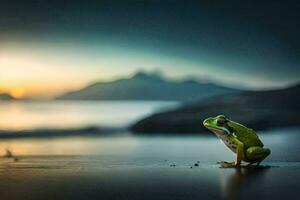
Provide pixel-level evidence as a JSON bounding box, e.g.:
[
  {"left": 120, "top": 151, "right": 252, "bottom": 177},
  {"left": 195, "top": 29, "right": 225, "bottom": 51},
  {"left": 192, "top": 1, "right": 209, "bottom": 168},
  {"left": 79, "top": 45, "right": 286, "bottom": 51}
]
[
  {"left": 1, "top": 0, "right": 300, "bottom": 99},
  {"left": 1, "top": 40, "right": 299, "bottom": 100},
  {"left": 9, "top": 87, "right": 24, "bottom": 99}
]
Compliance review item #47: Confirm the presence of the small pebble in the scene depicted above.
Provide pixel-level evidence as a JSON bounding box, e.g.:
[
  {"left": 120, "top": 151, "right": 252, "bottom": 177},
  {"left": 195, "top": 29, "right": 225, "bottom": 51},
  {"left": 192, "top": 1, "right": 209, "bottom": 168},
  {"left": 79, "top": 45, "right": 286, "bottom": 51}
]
[{"left": 194, "top": 163, "right": 199, "bottom": 167}]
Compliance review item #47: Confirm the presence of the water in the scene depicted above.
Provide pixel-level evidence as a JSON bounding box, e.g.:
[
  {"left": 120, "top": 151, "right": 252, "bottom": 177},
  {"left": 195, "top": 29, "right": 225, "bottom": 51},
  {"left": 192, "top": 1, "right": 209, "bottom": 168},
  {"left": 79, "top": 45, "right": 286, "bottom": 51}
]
[
  {"left": 0, "top": 100, "right": 299, "bottom": 163},
  {"left": 0, "top": 100, "right": 178, "bottom": 131},
  {"left": 0, "top": 127, "right": 299, "bottom": 163}
]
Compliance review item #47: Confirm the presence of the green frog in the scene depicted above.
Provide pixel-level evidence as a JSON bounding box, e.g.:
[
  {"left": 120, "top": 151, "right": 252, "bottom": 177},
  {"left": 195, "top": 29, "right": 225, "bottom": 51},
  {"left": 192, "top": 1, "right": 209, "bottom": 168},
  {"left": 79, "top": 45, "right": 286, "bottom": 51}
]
[{"left": 203, "top": 115, "right": 271, "bottom": 167}]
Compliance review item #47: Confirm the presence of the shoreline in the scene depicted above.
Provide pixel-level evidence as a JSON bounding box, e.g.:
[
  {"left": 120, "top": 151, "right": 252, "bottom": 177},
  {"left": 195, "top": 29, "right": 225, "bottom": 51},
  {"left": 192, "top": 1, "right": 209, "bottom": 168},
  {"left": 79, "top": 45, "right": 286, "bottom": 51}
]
[
  {"left": 0, "top": 126, "right": 299, "bottom": 139},
  {"left": 0, "top": 126, "right": 126, "bottom": 139}
]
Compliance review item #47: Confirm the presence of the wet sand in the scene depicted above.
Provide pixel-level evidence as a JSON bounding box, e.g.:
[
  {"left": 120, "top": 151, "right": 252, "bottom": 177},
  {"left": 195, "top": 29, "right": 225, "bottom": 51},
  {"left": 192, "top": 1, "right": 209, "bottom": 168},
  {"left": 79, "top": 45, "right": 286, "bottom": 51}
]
[
  {"left": 0, "top": 157, "right": 300, "bottom": 200},
  {"left": 1, "top": 129, "right": 300, "bottom": 200}
]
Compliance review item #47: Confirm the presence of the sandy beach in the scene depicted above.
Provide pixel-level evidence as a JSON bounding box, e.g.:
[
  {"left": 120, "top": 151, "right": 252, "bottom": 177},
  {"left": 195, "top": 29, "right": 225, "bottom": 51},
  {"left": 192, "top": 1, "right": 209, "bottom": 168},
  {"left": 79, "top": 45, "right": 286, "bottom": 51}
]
[
  {"left": 0, "top": 156, "right": 300, "bottom": 200},
  {"left": 0, "top": 128, "right": 300, "bottom": 200}
]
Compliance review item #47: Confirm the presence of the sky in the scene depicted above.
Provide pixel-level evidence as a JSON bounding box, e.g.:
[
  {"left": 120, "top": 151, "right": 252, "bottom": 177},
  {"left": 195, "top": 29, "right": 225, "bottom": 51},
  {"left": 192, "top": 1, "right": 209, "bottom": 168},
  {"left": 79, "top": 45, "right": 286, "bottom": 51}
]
[{"left": 0, "top": 0, "right": 300, "bottom": 98}]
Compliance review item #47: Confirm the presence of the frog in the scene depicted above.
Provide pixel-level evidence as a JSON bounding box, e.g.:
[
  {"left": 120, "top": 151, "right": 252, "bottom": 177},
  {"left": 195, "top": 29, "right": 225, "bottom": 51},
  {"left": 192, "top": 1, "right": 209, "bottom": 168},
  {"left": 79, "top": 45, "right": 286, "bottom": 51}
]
[{"left": 203, "top": 115, "right": 271, "bottom": 168}]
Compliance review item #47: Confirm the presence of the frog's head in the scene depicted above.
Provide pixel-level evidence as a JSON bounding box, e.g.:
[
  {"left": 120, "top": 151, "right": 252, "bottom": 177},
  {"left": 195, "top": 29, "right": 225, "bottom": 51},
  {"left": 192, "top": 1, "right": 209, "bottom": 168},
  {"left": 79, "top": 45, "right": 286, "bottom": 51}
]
[{"left": 203, "top": 115, "right": 233, "bottom": 137}]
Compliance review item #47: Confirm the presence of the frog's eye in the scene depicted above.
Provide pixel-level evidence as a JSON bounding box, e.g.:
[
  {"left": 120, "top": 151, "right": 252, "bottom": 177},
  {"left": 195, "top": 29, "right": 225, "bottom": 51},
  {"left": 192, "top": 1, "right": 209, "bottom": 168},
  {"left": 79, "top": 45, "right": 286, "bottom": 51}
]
[{"left": 217, "top": 118, "right": 225, "bottom": 125}]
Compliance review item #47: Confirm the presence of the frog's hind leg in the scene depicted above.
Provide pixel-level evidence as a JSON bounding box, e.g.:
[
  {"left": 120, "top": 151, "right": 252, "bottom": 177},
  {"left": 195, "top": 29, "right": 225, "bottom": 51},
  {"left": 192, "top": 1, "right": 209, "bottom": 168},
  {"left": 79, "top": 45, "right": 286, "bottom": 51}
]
[{"left": 246, "top": 146, "right": 271, "bottom": 164}]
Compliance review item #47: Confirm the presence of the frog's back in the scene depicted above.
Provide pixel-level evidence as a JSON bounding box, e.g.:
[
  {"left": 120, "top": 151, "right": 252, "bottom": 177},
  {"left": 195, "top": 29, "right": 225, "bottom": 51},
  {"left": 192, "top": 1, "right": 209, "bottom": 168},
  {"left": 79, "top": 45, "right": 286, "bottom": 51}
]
[{"left": 228, "top": 121, "right": 264, "bottom": 148}]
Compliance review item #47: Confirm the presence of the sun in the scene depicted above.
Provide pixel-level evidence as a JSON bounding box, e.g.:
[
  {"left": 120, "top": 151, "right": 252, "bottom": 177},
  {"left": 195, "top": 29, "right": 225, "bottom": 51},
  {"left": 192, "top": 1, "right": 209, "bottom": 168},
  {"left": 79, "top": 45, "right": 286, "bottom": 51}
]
[{"left": 10, "top": 88, "right": 25, "bottom": 99}]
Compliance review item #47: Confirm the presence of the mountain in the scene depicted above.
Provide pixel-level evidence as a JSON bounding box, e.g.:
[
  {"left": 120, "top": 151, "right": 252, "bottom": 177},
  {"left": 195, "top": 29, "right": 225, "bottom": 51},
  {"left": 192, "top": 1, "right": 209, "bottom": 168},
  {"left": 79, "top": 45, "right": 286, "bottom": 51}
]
[
  {"left": 57, "top": 72, "right": 240, "bottom": 101},
  {"left": 0, "top": 93, "right": 14, "bottom": 100},
  {"left": 130, "top": 83, "right": 300, "bottom": 133}
]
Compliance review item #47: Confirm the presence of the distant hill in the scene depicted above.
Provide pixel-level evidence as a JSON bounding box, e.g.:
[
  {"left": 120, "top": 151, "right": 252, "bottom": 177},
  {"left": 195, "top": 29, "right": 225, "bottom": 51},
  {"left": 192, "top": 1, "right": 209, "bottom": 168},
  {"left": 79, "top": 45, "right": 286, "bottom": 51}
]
[
  {"left": 130, "top": 83, "right": 300, "bottom": 133},
  {"left": 0, "top": 93, "right": 14, "bottom": 100},
  {"left": 57, "top": 72, "right": 240, "bottom": 101}
]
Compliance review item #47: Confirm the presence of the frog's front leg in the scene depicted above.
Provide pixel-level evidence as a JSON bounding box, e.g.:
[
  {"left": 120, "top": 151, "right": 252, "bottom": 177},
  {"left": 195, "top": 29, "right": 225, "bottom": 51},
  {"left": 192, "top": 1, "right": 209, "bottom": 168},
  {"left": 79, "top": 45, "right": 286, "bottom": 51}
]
[
  {"left": 218, "top": 161, "right": 236, "bottom": 168},
  {"left": 219, "top": 135, "right": 244, "bottom": 168}
]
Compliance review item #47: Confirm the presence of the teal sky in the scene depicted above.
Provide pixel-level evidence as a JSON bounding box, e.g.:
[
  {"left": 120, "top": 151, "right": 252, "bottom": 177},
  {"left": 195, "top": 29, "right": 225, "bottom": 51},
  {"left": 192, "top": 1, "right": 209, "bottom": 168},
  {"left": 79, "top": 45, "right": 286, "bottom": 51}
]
[{"left": 1, "top": 0, "right": 300, "bottom": 98}]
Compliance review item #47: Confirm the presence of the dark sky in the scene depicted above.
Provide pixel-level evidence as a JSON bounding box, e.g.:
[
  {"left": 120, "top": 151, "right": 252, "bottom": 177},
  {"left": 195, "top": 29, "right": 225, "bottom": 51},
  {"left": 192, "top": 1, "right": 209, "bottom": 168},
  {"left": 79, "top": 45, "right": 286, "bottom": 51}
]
[{"left": 1, "top": 0, "right": 300, "bottom": 92}]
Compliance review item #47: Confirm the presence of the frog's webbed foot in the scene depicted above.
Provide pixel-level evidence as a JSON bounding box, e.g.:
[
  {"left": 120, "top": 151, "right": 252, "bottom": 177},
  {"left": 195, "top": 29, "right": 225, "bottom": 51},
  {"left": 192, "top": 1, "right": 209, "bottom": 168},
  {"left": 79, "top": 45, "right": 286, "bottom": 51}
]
[
  {"left": 247, "top": 161, "right": 261, "bottom": 167},
  {"left": 217, "top": 161, "right": 238, "bottom": 168}
]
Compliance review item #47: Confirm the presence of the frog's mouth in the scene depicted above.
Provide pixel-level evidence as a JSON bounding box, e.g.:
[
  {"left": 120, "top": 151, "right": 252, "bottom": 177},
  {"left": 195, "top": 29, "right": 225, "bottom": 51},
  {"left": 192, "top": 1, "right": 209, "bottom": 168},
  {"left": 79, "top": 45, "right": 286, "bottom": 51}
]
[
  {"left": 206, "top": 126, "right": 231, "bottom": 136},
  {"left": 203, "top": 118, "right": 232, "bottom": 137},
  {"left": 203, "top": 121, "right": 231, "bottom": 136}
]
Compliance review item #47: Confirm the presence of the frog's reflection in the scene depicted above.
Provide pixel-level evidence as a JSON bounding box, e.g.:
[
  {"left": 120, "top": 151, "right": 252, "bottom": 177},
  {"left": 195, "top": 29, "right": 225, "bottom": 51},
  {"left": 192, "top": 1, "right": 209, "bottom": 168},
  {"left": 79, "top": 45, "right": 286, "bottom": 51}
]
[{"left": 220, "top": 166, "right": 270, "bottom": 200}]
